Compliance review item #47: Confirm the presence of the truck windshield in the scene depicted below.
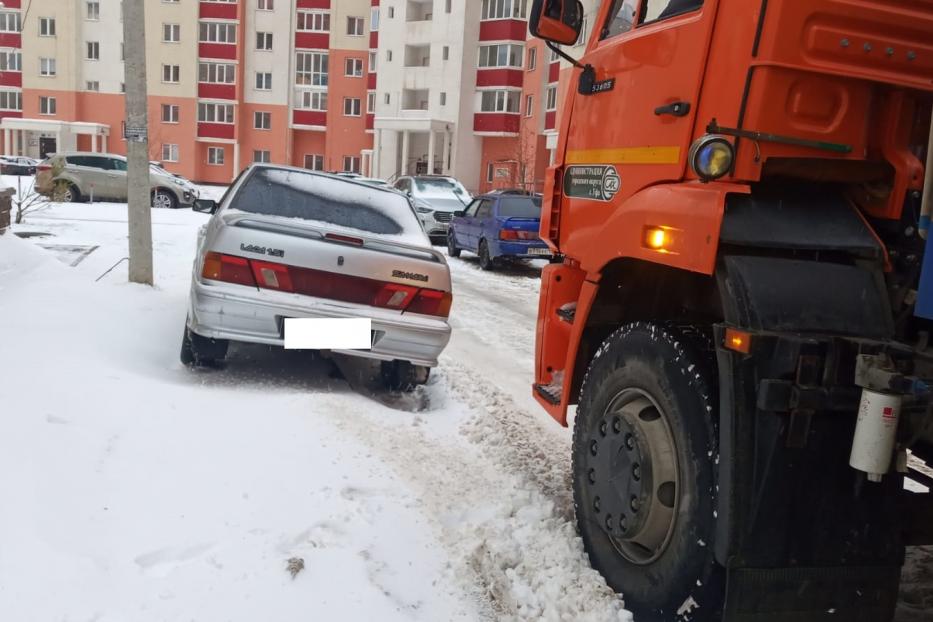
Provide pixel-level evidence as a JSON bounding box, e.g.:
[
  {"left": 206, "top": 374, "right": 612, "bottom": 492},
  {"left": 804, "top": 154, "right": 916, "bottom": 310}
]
[
  {"left": 499, "top": 197, "right": 542, "bottom": 218},
  {"left": 230, "top": 167, "right": 424, "bottom": 237}
]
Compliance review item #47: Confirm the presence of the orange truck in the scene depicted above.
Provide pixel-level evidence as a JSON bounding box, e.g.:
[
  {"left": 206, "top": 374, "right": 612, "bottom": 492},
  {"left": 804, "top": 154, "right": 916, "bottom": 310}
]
[{"left": 528, "top": 1, "right": 933, "bottom": 620}]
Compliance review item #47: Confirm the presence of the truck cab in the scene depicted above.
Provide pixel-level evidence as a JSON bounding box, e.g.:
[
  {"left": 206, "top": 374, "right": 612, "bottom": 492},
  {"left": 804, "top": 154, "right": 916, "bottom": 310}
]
[{"left": 530, "top": 1, "right": 933, "bottom": 620}]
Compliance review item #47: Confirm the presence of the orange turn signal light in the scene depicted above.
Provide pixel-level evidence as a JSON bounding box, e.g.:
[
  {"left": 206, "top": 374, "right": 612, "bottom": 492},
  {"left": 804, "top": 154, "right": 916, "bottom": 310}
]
[
  {"left": 643, "top": 226, "right": 678, "bottom": 253},
  {"left": 724, "top": 328, "right": 751, "bottom": 354}
]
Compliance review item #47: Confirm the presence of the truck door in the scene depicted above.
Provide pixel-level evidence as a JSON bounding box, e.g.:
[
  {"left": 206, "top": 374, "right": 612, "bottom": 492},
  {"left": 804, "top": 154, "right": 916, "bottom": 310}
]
[{"left": 559, "top": 0, "right": 717, "bottom": 244}]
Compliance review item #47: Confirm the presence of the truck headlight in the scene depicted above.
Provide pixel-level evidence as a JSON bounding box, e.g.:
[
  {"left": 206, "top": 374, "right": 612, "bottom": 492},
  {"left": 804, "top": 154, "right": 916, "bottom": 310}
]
[{"left": 688, "top": 135, "right": 734, "bottom": 182}]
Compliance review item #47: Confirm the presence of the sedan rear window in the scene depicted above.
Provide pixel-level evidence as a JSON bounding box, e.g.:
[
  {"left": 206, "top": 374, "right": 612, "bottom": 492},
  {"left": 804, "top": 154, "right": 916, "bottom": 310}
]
[
  {"left": 498, "top": 197, "right": 542, "bottom": 218},
  {"left": 230, "top": 168, "right": 423, "bottom": 237}
]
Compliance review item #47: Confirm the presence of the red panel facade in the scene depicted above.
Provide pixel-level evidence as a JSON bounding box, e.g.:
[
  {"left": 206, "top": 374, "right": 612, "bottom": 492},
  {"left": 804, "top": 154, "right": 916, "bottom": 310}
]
[
  {"left": 545, "top": 111, "right": 557, "bottom": 131},
  {"left": 369, "top": 31, "right": 378, "bottom": 48},
  {"left": 366, "top": 114, "right": 374, "bottom": 130},
  {"left": 297, "top": 0, "right": 330, "bottom": 8},
  {"left": 548, "top": 62, "right": 560, "bottom": 83},
  {"left": 473, "top": 113, "right": 521, "bottom": 134},
  {"left": 0, "top": 111, "right": 22, "bottom": 122},
  {"left": 295, "top": 32, "right": 330, "bottom": 50},
  {"left": 198, "top": 83, "right": 236, "bottom": 100},
  {"left": 293, "top": 110, "right": 327, "bottom": 127},
  {"left": 0, "top": 33, "right": 20, "bottom": 48},
  {"left": 479, "top": 19, "right": 527, "bottom": 41},
  {"left": 197, "top": 122, "right": 236, "bottom": 139},
  {"left": 0, "top": 0, "right": 20, "bottom": 8},
  {"left": 367, "top": 73, "right": 377, "bottom": 89},
  {"left": 476, "top": 69, "right": 524, "bottom": 88},
  {"left": 0, "top": 72, "right": 22, "bottom": 88},
  {"left": 199, "top": 43, "right": 237, "bottom": 60},
  {"left": 199, "top": 2, "right": 239, "bottom": 20}
]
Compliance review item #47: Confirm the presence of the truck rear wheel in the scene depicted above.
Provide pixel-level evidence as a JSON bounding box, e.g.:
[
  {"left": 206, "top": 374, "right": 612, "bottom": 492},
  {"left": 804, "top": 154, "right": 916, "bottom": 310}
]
[{"left": 572, "top": 322, "right": 723, "bottom": 621}]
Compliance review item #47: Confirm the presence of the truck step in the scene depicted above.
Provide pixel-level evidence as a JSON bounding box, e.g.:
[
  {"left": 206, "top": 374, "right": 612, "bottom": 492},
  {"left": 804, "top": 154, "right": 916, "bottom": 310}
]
[{"left": 534, "top": 382, "right": 561, "bottom": 405}]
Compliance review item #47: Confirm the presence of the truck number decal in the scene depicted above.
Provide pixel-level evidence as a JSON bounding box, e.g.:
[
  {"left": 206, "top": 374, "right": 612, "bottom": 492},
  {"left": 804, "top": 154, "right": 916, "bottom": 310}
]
[{"left": 563, "top": 165, "right": 621, "bottom": 202}]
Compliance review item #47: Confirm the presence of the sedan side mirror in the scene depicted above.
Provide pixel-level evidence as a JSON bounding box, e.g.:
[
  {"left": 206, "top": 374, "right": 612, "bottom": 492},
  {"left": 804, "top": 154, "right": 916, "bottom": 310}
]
[
  {"left": 529, "top": 0, "right": 584, "bottom": 46},
  {"left": 192, "top": 199, "right": 217, "bottom": 214}
]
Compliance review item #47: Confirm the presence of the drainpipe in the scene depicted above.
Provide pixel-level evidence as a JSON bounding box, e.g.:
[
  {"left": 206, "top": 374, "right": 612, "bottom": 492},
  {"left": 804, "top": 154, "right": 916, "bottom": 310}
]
[{"left": 919, "top": 107, "right": 933, "bottom": 238}]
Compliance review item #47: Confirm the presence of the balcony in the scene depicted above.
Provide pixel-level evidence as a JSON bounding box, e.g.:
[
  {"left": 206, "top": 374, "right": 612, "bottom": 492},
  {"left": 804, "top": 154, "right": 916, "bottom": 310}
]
[
  {"left": 473, "top": 113, "right": 520, "bottom": 135},
  {"left": 404, "top": 44, "right": 430, "bottom": 68},
  {"left": 199, "top": 1, "right": 238, "bottom": 20},
  {"left": 406, "top": 0, "right": 433, "bottom": 22},
  {"left": 401, "top": 89, "right": 430, "bottom": 112}
]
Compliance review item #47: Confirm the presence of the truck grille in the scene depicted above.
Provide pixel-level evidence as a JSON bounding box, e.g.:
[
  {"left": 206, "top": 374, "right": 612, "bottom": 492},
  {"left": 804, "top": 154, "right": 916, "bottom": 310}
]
[{"left": 433, "top": 211, "right": 453, "bottom": 223}]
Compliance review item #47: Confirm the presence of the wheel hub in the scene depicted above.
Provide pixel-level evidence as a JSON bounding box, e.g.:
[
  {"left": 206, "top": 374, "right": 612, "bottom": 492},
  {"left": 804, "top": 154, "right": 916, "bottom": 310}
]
[{"left": 586, "top": 390, "right": 680, "bottom": 565}]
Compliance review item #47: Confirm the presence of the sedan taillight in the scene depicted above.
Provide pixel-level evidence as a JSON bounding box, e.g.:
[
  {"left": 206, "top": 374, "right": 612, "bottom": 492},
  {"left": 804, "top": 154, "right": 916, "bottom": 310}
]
[
  {"left": 201, "top": 252, "right": 452, "bottom": 318},
  {"left": 499, "top": 229, "right": 539, "bottom": 241}
]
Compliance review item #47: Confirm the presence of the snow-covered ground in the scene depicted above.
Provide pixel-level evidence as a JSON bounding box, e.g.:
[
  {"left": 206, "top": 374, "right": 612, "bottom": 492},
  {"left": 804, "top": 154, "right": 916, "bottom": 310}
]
[{"left": 1, "top": 178, "right": 930, "bottom": 621}]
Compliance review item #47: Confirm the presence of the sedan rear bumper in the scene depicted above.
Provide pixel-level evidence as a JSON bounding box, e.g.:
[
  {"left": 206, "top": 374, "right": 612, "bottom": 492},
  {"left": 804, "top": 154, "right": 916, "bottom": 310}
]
[
  {"left": 188, "top": 278, "right": 451, "bottom": 367},
  {"left": 496, "top": 240, "right": 552, "bottom": 258}
]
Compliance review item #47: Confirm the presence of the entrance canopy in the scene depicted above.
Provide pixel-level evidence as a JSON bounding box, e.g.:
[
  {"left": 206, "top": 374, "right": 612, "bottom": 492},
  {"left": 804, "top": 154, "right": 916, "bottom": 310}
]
[{"left": 0, "top": 118, "right": 110, "bottom": 158}]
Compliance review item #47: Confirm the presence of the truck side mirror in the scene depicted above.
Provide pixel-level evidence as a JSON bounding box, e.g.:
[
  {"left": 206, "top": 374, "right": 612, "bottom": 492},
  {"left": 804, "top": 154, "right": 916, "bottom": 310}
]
[{"left": 529, "top": 0, "right": 584, "bottom": 46}]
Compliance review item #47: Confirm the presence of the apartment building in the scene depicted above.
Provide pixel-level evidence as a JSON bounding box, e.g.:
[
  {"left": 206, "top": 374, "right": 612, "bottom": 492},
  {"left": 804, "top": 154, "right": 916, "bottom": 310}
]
[
  {"left": 0, "top": 0, "right": 379, "bottom": 184},
  {"left": 0, "top": 0, "right": 596, "bottom": 189}
]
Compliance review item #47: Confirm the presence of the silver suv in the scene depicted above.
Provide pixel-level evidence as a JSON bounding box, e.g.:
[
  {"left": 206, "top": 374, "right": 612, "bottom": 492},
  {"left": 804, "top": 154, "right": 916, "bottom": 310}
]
[
  {"left": 36, "top": 152, "right": 199, "bottom": 208},
  {"left": 393, "top": 176, "right": 471, "bottom": 242}
]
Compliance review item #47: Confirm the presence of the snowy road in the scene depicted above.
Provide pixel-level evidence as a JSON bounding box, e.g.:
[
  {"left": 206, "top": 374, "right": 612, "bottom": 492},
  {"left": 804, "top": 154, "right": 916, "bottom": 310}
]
[{"left": 1, "top": 187, "right": 930, "bottom": 621}]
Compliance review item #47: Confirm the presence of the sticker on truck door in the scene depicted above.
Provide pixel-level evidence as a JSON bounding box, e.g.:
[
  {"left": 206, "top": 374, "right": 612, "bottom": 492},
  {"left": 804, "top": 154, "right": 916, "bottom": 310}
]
[{"left": 563, "top": 165, "right": 621, "bottom": 202}]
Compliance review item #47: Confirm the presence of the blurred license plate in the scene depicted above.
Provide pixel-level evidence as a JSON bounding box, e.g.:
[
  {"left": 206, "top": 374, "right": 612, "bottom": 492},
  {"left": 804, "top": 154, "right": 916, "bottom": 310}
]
[
  {"left": 527, "top": 248, "right": 551, "bottom": 256},
  {"left": 284, "top": 318, "right": 372, "bottom": 350}
]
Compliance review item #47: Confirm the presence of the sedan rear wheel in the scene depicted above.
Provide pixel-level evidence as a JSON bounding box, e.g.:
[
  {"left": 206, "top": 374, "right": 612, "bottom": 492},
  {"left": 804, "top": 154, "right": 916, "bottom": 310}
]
[{"left": 478, "top": 239, "right": 495, "bottom": 271}]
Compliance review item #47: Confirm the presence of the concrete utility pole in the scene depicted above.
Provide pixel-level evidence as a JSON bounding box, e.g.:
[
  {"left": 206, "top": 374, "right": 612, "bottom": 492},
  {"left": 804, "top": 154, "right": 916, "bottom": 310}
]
[{"left": 122, "top": 0, "right": 153, "bottom": 285}]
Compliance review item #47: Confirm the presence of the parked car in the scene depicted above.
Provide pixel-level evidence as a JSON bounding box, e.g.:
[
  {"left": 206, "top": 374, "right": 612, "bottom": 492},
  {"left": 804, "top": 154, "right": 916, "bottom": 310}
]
[
  {"left": 0, "top": 155, "right": 38, "bottom": 176},
  {"left": 35, "top": 152, "right": 200, "bottom": 208},
  {"left": 447, "top": 190, "right": 551, "bottom": 270},
  {"left": 393, "top": 175, "right": 471, "bottom": 243},
  {"left": 182, "top": 164, "right": 453, "bottom": 390}
]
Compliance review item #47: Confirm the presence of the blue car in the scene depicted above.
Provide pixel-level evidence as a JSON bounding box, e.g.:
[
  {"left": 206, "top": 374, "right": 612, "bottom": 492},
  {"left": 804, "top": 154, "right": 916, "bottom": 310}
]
[{"left": 447, "top": 190, "right": 551, "bottom": 270}]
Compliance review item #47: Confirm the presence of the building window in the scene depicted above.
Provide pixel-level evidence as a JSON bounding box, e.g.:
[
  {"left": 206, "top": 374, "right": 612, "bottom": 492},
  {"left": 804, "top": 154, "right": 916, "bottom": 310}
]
[
  {"left": 258, "top": 0, "right": 274, "bottom": 9},
  {"left": 162, "top": 144, "right": 179, "bottom": 162},
  {"left": 344, "top": 58, "right": 363, "bottom": 77},
  {"left": 525, "top": 94, "right": 533, "bottom": 116},
  {"left": 161, "top": 104, "right": 180, "bottom": 123},
  {"left": 367, "top": 91, "right": 376, "bottom": 113},
  {"left": 163, "top": 0, "right": 181, "bottom": 3},
  {"left": 527, "top": 47, "right": 537, "bottom": 71},
  {"left": 163, "top": 23, "right": 180, "bottom": 42},
  {"left": 343, "top": 156, "right": 361, "bottom": 174},
  {"left": 443, "top": 46, "right": 449, "bottom": 61},
  {"left": 198, "top": 62, "right": 235, "bottom": 84},
  {"left": 86, "top": 1, "right": 100, "bottom": 20},
  {"left": 296, "top": 11, "right": 330, "bottom": 32},
  {"left": 162, "top": 64, "right": 180, "bottom": 83},
  {"left": 478, "top": 43, "right": 523, "bottom": 68},
  {"left": 120, "top": 83, "right": 125, "bottom": 92},
  {"left": 39, "top": 57, "right": 56, "bottom": 77},
  {"left": 296, "top": 90, "right": 327, "bottom": 111},
  {"left": 86, "top": 41, "right": 100, "bottom": 60},
  {"left": 343, "top": 97, "right": 361, "bottom": 117},
  {"left": 575, "top": 17, "right": 588, "bottom": 46},
  {"left": 487, "top": 162, "right": 494, "bottom": 183},
  {"left": 480, "top": 90, "right": 521, "bottom": 113},
  {"left": 198, "top": 102, "right": 234, "bottom": 123},
  {"left": 440, "top": 92, "right": 447, "bottom": 106},
  {"left": 388, "top": 7, "right": 395, "bottom": 18},
  {"left": 0, "top": 51, "right": 21, "bottom": 72},
  {"left": 386, "top": 50, "right": 393, "bottom": 62},
  {"left": 86, "top": 80, "right": 100, "bottom": 92},
  {"left": 545, "top": 84, "right": 557, "bottom": 111},
  {"left": 296, "top": 51, "right": 328, "bottom": 87},
  {"left": 368, "top": 51, "right": 377, "bottom": 72},
  {"left": 207, "top": 147, "right": 225, "bottom": 165},
  {"left": 0, "top": 90, "right": 21, "bottom": 111},
  {"left": 121, "top": 43, "right": 125, "bottom": 61},
  {"left": 39, "top": 96, "right": 56, "bottom": 115},
  {"left": 254, "top": 111, "right": 271, "bottom": 130},
  {"left": 0, "top": 12, "right": 22, "bottom": 33},
  {"left": 384, "top": 93, "right": 390, "bottom": 105},
  {"left": 255, "top": 72, "right": 272, "bottom": 90},
  {"left": 39, "top": 17, "right": 56, "bottom": 37},
  {"left": 370, "top": 7, "right": 380, "bottom": 31},
  {"left": 253, "top": 150, "right": 271, "bottom": 163},
  {"left": 481, "top": 0, "right": 528, "bottom": 20},
  {"left": 347, "top": 16, "right": 364, "bottom": 36},
  {"left": 199, "top": 22, "right": 236, "bottom": 44},
  {"left": 304, "top": 154, "right": 324, "bottom": 171},
  {"left": 256, "top": 32, "right": 273, "bottom": 50}
]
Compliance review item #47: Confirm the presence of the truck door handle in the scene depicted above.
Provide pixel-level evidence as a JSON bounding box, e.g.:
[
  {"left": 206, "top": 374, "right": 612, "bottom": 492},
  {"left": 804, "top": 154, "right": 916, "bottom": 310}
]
[{"left": 654, "top": 101, "right": 691, "bottom": 117}]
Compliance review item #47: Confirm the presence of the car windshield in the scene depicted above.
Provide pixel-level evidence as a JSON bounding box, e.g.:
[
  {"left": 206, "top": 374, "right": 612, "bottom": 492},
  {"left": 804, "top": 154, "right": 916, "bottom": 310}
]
[
  {"left": 414, "top": 178, "right": 469, "bottom": 198},
  {"left": 498, "top": 197, "right": 542, "bottom": 218},
  {"left": 230, "top": 167, "right": 424, "bottom": 240}
]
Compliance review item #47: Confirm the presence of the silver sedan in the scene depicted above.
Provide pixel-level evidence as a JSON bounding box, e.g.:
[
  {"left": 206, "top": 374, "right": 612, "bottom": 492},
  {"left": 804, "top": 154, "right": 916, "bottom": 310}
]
[{"left": 181, "top": 165, "right": 453, "bottom": 390}]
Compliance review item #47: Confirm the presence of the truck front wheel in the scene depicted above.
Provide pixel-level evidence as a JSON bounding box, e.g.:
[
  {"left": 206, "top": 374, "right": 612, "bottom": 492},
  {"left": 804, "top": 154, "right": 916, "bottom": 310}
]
[{"left": 573, "top": 322, "right": 723, "bottom": 621}]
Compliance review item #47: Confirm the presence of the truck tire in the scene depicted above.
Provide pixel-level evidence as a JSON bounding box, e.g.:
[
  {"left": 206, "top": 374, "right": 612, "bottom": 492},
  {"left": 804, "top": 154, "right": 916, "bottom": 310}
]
[{"left": 572, "top": 322, "right": 723, "bottom": 621}]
